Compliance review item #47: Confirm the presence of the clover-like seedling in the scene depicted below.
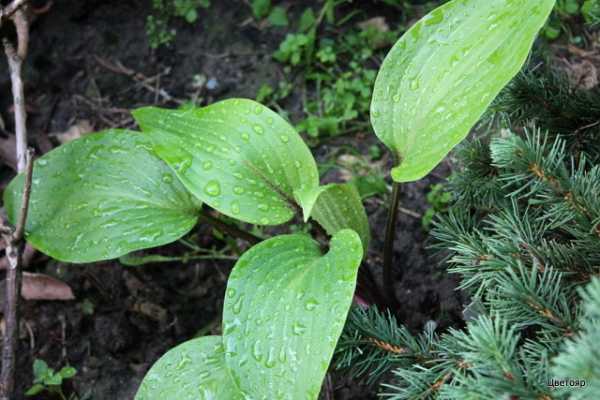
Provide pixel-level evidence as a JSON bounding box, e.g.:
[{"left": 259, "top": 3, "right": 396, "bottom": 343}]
[{"left": 26, "top": 359, "right": 77, "bottom": 399}]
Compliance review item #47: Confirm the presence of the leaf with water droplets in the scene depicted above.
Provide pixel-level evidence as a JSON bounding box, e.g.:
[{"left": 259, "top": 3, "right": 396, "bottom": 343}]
[
  {"left": 371, "top": 0, "right": 555, "bottom": 182},
  {"left": 307, "top": 183, "right": 370, "bottom": 252},
  {"left": 135, "top": 336, "right": 242, "bottom": 400},
  {"left": 133, "top": 99, "right": 320, "bottom": 226},
  {"left": 222, "top": 230, "right": 363, "bottom": 399},
  {"left": 4, "top": 130, "right": 200, "bottom": 263}
]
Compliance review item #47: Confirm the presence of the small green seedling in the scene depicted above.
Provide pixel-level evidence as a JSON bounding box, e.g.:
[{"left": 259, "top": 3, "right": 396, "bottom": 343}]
[
  {"left": 5, "top": 0, "right": 555, "bottom": 398},
  {"left": 146, "top": 0, "right": 211, "bottom": 48},
  {"left": 422, "top": 183, "right": 453, "bottom": 230},
  {"left": 542, "top": 0, "right": 599, "bottom": 40},
  {"left": 78, "top": 298, "right": 95, "bottom": 315},
  {"left": 274, "top": 14, "right": 391, "bottom": 139},
  {"left": 582, "top": 0, "right": 600, "bottom": 23},
  {"left": 250, "top": 0, "right": 288, "bottom": 27},
  {"left": 25, "top": 359, "right": 77, "bottom": 400}
]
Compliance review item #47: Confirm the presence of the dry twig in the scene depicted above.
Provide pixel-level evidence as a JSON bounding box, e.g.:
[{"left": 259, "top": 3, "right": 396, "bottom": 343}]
[
  {"left": 0, "top": 151, "right": 33, "bottom": 399},
  {"left": 0, "top": 1, "right": 32, "bottom": 397},
  {"left": 3, "top": 32, "right": 28, "bottom": 172},
  {"left": 0, "top": 0, "right": 28, "bottom": 21},
  {"left": 94, "top": 56, "right": 184, "bottom": 105}
]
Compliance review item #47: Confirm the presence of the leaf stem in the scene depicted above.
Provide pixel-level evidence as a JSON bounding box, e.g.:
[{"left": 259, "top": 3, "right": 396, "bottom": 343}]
[
  {"left": 198, "top": 209, "right": 262, "bottom": 246},
  {"left": 383, "top": 180, "right": 401, "bottom": 311}
]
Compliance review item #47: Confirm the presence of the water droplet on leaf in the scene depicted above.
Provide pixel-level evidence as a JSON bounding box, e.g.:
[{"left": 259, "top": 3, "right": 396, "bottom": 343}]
[
  {"left": 231, "top": 201, "right": 240, "bottom": 215},
  {"left": 305, "top": 298, "right": 319, "bottom": 311},
  {"left": 252, "top": 340, "right": 263, "bottom": 362},
  {"left": 253, "top": 125, "right": 264, "bottom": 135},
  {"left": 204, "top": 180, "right": 221, "bottom": 197},
  {"left": 292, "top": 321, "right": 307, "bottom": 336}
]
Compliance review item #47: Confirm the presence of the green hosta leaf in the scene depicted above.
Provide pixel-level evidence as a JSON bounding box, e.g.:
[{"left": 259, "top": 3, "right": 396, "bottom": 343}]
[
  {"left": 133, "top": 100, "right": 319, "bottom": 226},
  {"left": 298, "top": 8, "right": 316, "bottom": 32},
  {"left": 350, "top": 174, "right": 387, "bottom": 199},
  {"left": 4, "top": 130, "right": 200, "bottom": 263},
  {"left": 222, "top": 230, "right": 363, "bottom": 400},
  {"left": 310, "top": 183, "right": 370, "bottom": 252},
  {"left": 268, "top": 6, "right": 289, "bottom": 27},
  {"left": 135, "top": 336, "right": 242, "bottom": 400},
  {"left": 371, "top": 0, "right": 555, "bottom": 182},
  {"left": 251, "top": 0, "right": 271, "bottom": 19}
]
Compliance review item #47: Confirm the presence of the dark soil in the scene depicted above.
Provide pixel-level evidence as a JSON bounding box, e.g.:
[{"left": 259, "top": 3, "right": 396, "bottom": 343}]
[{"left": 0, "top": 1, "right": 465, "bottom": 398}]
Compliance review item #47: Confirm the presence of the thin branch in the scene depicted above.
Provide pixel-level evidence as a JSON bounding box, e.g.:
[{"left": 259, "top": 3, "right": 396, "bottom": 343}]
[
  {"left": 398, "top": 206, "right": 421, "bottom": 219},
  {"left": 0, "top": 4, "right": 31, "bottom": 397},
  {"left": 573, "top": 119, "right": 600, "bottom": 135},
  {"left": 14, "top": 148, "right": 34, "bottom": 240},
  {"left": 13, "top": 9, "right": 28, "bottom": 59},
  {"left": 3, "top": 36, "right": 28, "bottom": 172},
  {"left": 94, "top": 56, "right": 184, "bottom": 105},
  {"left": 322, "top": 374, "right": 335, "bottom": 400},
  {"left": 0, "top": 152, "right": 33, "bottom": 400},
  {"left": 0, "top": 0, "right": 28, "bottom": 21}
]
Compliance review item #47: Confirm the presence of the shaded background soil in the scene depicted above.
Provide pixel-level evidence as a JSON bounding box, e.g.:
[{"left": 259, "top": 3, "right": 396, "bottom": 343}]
[{"left": 0, "top": 1, "right": 469, "bottom": 398}]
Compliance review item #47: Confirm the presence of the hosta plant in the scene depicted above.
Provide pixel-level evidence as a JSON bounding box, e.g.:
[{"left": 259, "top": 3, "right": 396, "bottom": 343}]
[{"left": 3, "top": 0, "right": 554, "bottom": 398}]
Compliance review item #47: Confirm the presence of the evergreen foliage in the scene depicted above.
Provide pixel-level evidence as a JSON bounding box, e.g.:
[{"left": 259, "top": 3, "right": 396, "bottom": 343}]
[
  {"left": 491, "top": 65, "right": 600, "bottom": 161},
  {"left": 335, "top": 64, "right": 600, "bottom": 398}
]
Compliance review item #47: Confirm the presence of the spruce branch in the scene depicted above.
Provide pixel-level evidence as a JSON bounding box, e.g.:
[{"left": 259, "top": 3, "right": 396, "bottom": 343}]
[
  {"left": 552, "top": 278, "right": 600, "bottom": 399},
  {"left": 491, "top": 65, "right": 600, "bottom": 162},
  {"left": 371, "top": 64, "right": 600, "bottom": 398},
  {"left": 335, "top": 306, "right": 436, "bottom": 385}
]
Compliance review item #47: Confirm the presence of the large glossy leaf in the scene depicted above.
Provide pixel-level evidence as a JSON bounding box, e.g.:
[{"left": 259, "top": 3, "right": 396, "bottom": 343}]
[
  {"left": 133, "top": 99, "right": 320, "bottom": 226},
  {"left": 222, "top": 230, "right": 363, "bottom": 399},
  {"left": 371, "top": 0, "right": 555, "bottom": 182},
  {"left": 3, "top": 130, "right": 200, "bottom": 263},
  {"left": 135, "top": 336, "right": 242, "bottom": 400},
  {"left": 310, "top": 183, "right": 370, "bottom": 252}
]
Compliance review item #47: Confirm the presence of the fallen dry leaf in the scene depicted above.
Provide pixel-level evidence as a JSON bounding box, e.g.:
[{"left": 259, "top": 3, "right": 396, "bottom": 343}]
[
  {"left": 0, "top": 135, "right": 18, "bottom": 171},
  {"left": 570, "top": 60, "right": 599, "bottom": 89},
  {"left": 130, "top": 300, "right": 167, "bottom": 322},
  {"left": 50, "top": 120, "right": 94, "bottom": 144},
  {"left": 561, "top": 59, "right": 599, "bottom": 89},
  {"left": 337, "top": 154, "right": 362, "bottom": 169},
  {"left": 123, "top": 270, "right": 145, "bottom": 296},
  {"left": 358, "top": 17, "right": 391, "bottom": 49},
  {"left": 21, "top": 272, "right": 75, "bottom": 301},
  {"left": 358, "top": 17, "right": 389, "bottom": 33}
]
